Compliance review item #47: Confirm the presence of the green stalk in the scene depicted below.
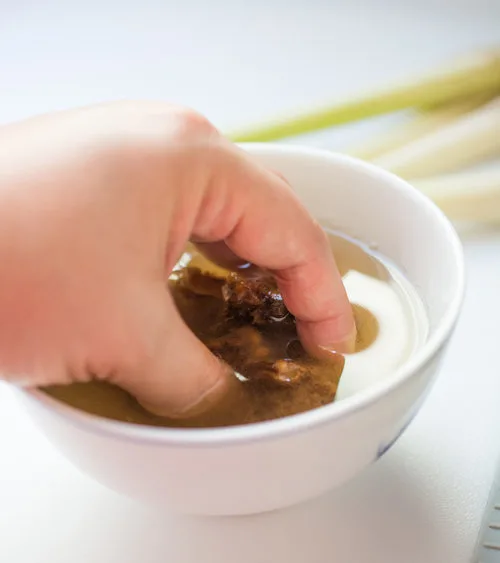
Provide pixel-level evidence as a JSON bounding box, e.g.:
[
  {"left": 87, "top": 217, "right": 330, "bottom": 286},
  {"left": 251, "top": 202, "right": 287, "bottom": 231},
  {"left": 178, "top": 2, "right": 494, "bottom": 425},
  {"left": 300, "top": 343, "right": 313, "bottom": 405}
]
[
  {"left": 346, "top": 92, "right": 495, "bottom": 160},
  {"left": 228, "top": 51, "right": 500, "bottom": 142},
  {"left": 372, "top": 97, "right": 500, "bottom": 179},
  {"left": 413, "top": 169, "right": 500, "bottom": 223}
]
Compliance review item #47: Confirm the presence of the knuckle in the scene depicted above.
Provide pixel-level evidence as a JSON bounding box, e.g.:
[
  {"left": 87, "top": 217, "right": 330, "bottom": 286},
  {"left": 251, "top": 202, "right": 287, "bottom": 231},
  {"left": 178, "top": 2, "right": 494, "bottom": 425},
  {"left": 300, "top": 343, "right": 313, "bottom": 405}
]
[
  {"left": 104, "top": 101, "right": 218, "bottom": 151},
  {"left": 168, "top": 106, "right": 218, "bottom": 144},
  {"left": 101, "top": 103, "right": 219, "bottom": 184}
]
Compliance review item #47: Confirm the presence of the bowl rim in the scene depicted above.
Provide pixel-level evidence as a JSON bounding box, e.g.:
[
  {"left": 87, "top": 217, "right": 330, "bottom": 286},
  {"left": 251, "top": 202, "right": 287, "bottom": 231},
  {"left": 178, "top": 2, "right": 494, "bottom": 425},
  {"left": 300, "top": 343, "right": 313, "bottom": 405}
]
[{"left": 20, "top": 144, "right": 466, "bottom": 447}]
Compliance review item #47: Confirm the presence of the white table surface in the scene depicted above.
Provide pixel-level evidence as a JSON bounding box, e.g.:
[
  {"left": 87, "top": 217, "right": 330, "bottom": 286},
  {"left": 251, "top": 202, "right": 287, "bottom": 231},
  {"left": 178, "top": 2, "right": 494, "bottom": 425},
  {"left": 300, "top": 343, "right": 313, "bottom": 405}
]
[{"left": 1, "top": 1, "right": 500, "bottom": 562}]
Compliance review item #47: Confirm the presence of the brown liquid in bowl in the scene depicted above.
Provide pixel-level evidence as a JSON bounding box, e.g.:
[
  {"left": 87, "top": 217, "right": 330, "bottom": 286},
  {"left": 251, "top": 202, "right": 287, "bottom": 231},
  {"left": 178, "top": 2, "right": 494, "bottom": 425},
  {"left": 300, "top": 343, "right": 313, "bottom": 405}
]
[{"left": 45, "top": 232, "right": 383, "bottom": 427}]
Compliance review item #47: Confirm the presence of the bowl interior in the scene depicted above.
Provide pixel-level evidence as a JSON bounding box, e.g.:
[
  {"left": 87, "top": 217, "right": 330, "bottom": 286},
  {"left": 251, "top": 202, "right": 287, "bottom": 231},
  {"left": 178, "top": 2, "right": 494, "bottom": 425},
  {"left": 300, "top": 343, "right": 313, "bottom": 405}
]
[{"left": 247, "top": 144, "right": 464, "bottom": 335}]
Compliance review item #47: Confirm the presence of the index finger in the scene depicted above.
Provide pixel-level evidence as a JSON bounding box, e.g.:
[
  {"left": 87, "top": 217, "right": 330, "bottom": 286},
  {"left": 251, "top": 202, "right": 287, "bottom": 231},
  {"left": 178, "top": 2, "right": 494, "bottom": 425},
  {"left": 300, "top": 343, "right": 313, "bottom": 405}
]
[{"left": 193, "top": 143, "right": 356, "bottom": 354}]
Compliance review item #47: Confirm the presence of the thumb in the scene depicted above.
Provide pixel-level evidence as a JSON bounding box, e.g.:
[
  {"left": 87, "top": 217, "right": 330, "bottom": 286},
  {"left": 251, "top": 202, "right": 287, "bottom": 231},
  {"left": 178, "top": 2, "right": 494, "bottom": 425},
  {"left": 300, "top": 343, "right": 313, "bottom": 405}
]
[{"left": 112, "top": 291, "right": 233, "bottom": 418}]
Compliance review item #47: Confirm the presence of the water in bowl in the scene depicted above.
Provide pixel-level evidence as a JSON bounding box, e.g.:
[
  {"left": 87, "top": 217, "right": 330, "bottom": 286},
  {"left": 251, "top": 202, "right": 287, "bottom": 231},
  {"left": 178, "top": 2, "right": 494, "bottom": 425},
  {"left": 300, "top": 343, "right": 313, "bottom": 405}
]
[{"left": 44, "top": 231, "right": 427, "bottom": 427}]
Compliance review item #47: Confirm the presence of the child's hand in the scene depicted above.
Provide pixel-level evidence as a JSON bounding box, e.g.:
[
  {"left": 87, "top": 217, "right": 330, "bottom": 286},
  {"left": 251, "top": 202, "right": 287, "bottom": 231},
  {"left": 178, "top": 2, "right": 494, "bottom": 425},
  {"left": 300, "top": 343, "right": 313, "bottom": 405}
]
[{"left": 0, "top": 102, "right": 355, "bottom": 417}]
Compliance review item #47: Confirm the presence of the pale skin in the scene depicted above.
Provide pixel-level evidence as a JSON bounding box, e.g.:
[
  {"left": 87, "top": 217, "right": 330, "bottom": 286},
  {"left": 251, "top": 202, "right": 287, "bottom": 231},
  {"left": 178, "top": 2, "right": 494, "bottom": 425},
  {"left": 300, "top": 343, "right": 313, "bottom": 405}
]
[{"left": 0, "top": 101, "right": 355, "bottom": 417}]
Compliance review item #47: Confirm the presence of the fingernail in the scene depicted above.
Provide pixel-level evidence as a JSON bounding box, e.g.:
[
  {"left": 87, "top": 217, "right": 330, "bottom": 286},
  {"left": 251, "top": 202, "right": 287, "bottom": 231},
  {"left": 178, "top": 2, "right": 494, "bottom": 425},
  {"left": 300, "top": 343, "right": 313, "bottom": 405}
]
[
  {"left": 320, "top": 326, "right": 357, "bottom": 355},
  {"left": 168, "top": 364, "right": 239, "bottom": 419}
]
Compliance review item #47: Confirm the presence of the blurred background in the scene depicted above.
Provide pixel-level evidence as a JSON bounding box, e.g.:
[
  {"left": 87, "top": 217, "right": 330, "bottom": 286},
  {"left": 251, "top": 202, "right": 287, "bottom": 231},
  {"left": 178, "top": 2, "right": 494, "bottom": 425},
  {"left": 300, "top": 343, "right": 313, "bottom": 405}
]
[
  {"left": 0, "top": 1, "right": 499, "bottom": 562},
  {"left": 1, "top": 0, "right": 499, "bottom": 145}
]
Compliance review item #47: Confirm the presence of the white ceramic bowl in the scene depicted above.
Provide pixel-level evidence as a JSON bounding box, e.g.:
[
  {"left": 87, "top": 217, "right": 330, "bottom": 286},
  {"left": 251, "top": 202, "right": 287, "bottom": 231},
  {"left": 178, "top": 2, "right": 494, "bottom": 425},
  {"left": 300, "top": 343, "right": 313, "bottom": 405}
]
[{"left": 17, "top": 145, "right": 465, "bottom": 516}]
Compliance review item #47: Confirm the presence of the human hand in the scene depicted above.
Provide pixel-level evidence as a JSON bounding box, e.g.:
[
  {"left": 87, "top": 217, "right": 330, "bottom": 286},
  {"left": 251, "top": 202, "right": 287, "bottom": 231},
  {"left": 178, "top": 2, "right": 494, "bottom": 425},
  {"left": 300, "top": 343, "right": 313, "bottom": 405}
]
[{"left": 0, "top": 102, "right": 355, "bottom": 416}]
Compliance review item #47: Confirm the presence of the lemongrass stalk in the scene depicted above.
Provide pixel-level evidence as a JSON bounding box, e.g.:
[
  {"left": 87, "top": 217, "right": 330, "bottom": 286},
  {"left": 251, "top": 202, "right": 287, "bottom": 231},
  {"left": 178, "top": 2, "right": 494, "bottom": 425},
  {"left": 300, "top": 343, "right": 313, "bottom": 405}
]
[
  {"left": 372, "top": 97, "right": 500, "bottom": 179},
  {"left": 347, "top": 93, "right": 494, "bottom": 160},
  {"left": 414, "top": 169, "right": 500, "bottom": 223},
  {"left": 229, "top": 51, "right": 500, "bottom": 142}
]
